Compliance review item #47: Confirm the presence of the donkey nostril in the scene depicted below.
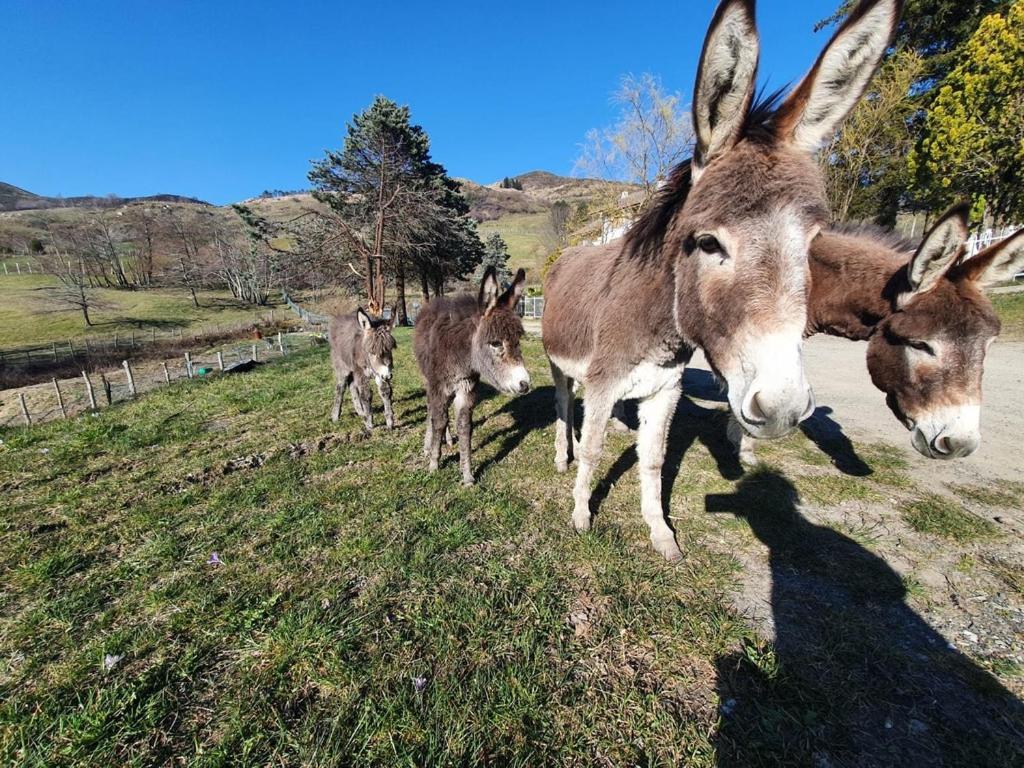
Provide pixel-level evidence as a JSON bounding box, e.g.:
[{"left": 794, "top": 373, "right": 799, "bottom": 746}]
[
  {"left": 746, "top": 392, "right": 767, "bottom": 424},
  {"left": 933, "top": 435, "right": 952, "bottom": 455},
  {"left": 518, "top": 380, "right": 530, "bottom": 394}
]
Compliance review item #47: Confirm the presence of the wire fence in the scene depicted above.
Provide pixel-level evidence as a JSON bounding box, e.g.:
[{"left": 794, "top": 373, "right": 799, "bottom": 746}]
[
  {"left": 0, "top": 310, "right": 281, "bottom": 367},
  {"left": 0, "top": 331, "right": 320, "bottom": 429}
]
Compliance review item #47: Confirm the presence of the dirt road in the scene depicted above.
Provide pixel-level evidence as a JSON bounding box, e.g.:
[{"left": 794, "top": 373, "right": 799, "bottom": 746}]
[{"left": 689, "top": 336, "right": 1023, "bottom": 483}]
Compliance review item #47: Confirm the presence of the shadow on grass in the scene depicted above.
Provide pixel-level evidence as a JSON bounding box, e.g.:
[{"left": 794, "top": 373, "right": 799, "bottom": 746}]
[
  {"left": 799, "top": 405, "right": 872, "bottom": 476},
  {"left": 707, "top": 470, "right": 1024, "bottom": 766},
  {"left": 475, "top": 386, "right": 557, "bottom": 476},
  {"left": 590, "top": 395, "right": 744, "bottom": 525}
]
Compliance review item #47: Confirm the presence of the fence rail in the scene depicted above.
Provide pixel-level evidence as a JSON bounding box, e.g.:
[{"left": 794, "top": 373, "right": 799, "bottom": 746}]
[
  {"left": 0, "top": 311, "right": 280, "bottom": 367},
  {"left": 0, "top": 331, "right": 319, "bottom": 429}
]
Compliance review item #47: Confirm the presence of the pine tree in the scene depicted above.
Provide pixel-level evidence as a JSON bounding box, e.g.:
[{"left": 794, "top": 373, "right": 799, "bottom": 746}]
[{"left": 476, "top": 233, "right": 512, "bottom": 286}]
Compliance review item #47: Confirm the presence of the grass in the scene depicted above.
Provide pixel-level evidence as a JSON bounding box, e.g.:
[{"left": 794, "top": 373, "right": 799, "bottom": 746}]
[
  {"left": 991, "top": 292, "right": 1024, "bottom": 341},
  {"left": 900, "top": 494, "right": 999, "bottom": 542},
  {"left": 0, "top": 273, "right": 277, "bottom": 348},
  {"left": 1, "top": 332, "right": 1021, "bottom": 765},
  {"left": 950, "top": 481, "right": 1024, "bottom": 508},
  {"left": 477, "top": 212, "right": 552, "bottom": 276}
]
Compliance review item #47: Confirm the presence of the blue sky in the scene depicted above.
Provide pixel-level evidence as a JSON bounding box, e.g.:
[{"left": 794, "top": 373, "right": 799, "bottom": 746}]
[{"left": 1, "top": 0, "right": 839, "bottom": 205}]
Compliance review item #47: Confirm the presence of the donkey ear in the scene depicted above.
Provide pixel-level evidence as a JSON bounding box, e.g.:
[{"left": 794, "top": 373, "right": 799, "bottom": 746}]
[
  {"left": 502, "top": 268, "right": 527, "bottom": 307},
  {"left": 957, "top": 229, "right": 1024, "bottom": 287},
  {"left": 692, "top": 0, "right": 760, "bottom": 173},
  {"left": 478, "top": 267, "right": 499, "bottom": 313},
  {"left": 905, "top": 203, "right": 969, "bottom": 296},
  {"left": 388, "top": 304, "right": 399, "bottom": 327},
  {"left": 774, "top": 0, "right": 902, "bottom": 153},
  {"left": 356, "top": 307, "right": 372, "bottom": 331}
]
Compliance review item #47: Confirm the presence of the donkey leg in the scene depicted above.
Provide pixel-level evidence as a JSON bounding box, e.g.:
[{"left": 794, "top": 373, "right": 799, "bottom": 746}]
[
  {"left": 330, "top": 378, "right": 348, "bottom": 423},
  {"left": 375, "top": 376, "right": 395, "bottom": 429},
  {"left": 428, "top": 393, "right": 454, "bottom": 472},
  {"left": 550, "top": 361, "right": 574, "bottom": 473},
  {"left": 726, "top": 413, "right": 758, "bottom": 466},
  {"left": 454, "top": 381, "right": 476, "bottom": 486},
  {"left": 571, "top": 387, "right": 615, "bottom": 533},
  {"left": 352, "top": 378, "right": 373, "bottom": 430},
  {"left": 637, "top": 385, "right": 683, "bottom": 562}
]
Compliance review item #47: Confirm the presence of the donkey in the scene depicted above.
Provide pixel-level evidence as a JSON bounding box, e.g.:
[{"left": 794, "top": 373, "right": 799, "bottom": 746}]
[
  {"left": 414, "top": 267, "right": 531, "bottom": 485},
  {"left": 729, "top": 208, "right": 1024, "bottom": 464},
  {"left": 328, "top": 307, "right": 397, "bottom": 430},
  {"left": 542, "top": 0, "right": 901, "bottom": 561}
]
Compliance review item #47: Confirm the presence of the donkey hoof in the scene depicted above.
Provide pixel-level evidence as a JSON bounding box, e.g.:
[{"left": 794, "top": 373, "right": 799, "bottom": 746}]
[
  {"left": 461, "top": 475, "right": 476, "bottom": 487},
  {"left": 572, "top": 512, "right": 592, "bottom": 533},
  {"left": 652, "top": 537, "right": 683, "bottom": 562},
  {"left": 428, "top": 461, "right": 439, "bottom": 473},
  {"left": 555, "top": 460, "right": 569, "bottom": 473},
  {"left": 738, "top": 450, "right": 759, "bottom": 467}
]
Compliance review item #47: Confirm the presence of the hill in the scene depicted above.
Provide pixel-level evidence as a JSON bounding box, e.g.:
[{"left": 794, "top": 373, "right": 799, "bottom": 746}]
[{"left": 0, "top": 181, "right": 208, "bottom": 212}]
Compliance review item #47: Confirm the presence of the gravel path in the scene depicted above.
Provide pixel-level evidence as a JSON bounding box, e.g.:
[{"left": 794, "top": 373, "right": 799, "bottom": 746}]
[{"left": 689, "top": 336, "right": 1024, "bottom": 483}]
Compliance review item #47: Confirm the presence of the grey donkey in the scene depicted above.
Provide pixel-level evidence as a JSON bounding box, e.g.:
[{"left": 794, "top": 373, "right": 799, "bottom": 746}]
[
  {"left": 329, "top": 307, "right": 397, "bottom": 430},
  {"left": 414, "top": 267, "right": 531, "bottom": 485}
]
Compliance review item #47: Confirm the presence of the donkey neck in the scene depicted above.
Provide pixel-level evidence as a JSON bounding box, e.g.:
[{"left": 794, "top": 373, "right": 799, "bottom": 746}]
[{"left": 808, "top": 230, "right": 909, "bottom": 341}]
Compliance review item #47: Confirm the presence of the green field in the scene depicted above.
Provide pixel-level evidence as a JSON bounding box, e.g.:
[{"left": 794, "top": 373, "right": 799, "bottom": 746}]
[
  {"left": 0, "top": 273, "right": 279, "bottom": 349},
  {"left": 1, "top": 331, "right": 1020, "bottom": 765},
  {"left": 992, "top": 291, "right": 1024, "bottom": 340},
  {"left": 477, "top": 212, "right": 553, "bottom": 278}
]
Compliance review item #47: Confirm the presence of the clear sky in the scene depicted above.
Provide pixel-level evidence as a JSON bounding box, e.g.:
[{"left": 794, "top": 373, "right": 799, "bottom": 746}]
[{"left": 1, "top": 0, "right": 839, "bottom": 205}]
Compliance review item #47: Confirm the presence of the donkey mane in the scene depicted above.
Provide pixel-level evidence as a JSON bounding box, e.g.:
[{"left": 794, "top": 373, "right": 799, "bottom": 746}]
[
  {"left": 623, "top": 89, "right": 788, "bottom": 263},
  {"left": 366, "top": 324, "right": 397, "bottom": 356},
  {"left": 830, "top": 221, "right": 916, "bottom": 254}
]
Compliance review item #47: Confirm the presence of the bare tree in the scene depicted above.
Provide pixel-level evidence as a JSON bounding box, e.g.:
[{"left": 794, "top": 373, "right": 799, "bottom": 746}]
[
  {"left": 35, "top": 242, "right": 106, "bottom": 327},
  {"left": 164, "top": 205, "right": 210, "bottom": 307},
  {"left": 820, "top": 50, "right": 926, "bottom": 223},
  {"left": 575, "top": 73, "right": 695, "bottom": 200}
]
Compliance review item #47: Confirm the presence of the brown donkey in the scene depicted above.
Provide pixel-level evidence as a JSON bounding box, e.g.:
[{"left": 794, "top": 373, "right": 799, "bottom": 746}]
[
  {"left": 329, "top": 307, "right": 397, "bottom": 430},
  {"left": 543, "top": 0, "right": 902, "bottom": 560},
  {"left": 414, "top": 267, "right": 531, "bottom": 486},
  {"left": 730, "top": 209, "right": 1024, "bottom": 464}
]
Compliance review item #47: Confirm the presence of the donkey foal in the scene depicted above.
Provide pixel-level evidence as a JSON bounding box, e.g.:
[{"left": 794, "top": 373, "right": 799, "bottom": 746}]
[
  {"left": 414, "top": 268, "right": 531, "bottom": 485},
  {"left": 329, "top": 308, "right": 397, "bottom": 430}
]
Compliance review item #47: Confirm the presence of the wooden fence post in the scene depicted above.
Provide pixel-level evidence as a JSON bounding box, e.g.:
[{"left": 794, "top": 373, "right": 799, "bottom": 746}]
[
  {"left": 18, "top": 393, "right": 32, "bottom": 426},
  {"left": 2, "top": 263, "right": 7, "bottom": 275},
  {"left": 82, "top": 371, "right": 97, "bottom": 410},
  {"left": 84, "top": 337, "right": 91, "bottom": 355},
  {"left": 217, "top": 351, "right": 224, "bottom": 370},
  {"left": 16, "top": 263, "right": 21, "bottom": 274},
  {"left": 100, "top": 374, "right": 112, "bottom": 405},
  {"left": 252, "top": 344, "right": 258, "bottom": 362},
  {"left": 123, "top": 360, "right": 136, "bottom": 397},
  {"left": 68, "top": 339, "right": 75, "bottom": 359},
  {"left": 185, "top": 353, "right": 193, "bottom": 379},
  {"left": 130, "top": 331, "right": 135, "bottom": 348},
  {"left": 114, "top": 333, "right": 118, "bottom": 349},
  {"left": 277, "top": 331, "right": 285, "bottom": 355},
  {"left": 161, "top": 362, "right": 170, "bottom": 383},
  {"left": 52, "top": 378, "right": 67, "bottom": 418},
  {"left": 51, "top": 342, "right": 58, "bottom": 361}
]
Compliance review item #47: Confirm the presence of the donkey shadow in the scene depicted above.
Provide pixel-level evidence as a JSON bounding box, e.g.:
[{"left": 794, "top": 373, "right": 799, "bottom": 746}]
[
  {"left": 591, "top": 395, "right": 744, "bottom": 517},
  {"left": 707, "top": 471, "right": 1024, "bottom": 766},
  {"left": 474, "top": 386, "right": 558, "bottom": 476},
  {"left": 799, "top": 405, "right": 872, "bottom": 476}
]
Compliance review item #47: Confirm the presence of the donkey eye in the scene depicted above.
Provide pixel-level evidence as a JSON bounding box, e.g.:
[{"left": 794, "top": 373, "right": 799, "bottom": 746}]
[
  {"left": 907, "top": 339, "right": 935, "bottom": 356},
  {"left": 696, "top": 234, "right": 723, "bottom": 255},
  {"left": 488, "top": 341, "right": 502, "bottom": 350}
]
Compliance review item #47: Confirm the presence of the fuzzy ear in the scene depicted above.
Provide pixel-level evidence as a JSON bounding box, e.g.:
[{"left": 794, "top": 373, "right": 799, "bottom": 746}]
[
  {"left": 387, "top": 304, "right": 399, "bottom": 327},
  {"left": 957, "top": 229, "right": 1024, "bottom": 287},
  {"left": 356, "top": 307, "right": 372, "bottom": 331},
  {"left": 478, "top": 267, "right": 499, "bottom": 313},
  {"left": 905, "top": 203, "right": 969, "bottom": 295},
  {"left": 692, "top": 0, "right": 760, "bottom": 172},
  {"left": 774, "top": 0, "right": 902, "bottom": 153},
  {"left": 501, "top": 268, "right": 527, "bottom": 308}
]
